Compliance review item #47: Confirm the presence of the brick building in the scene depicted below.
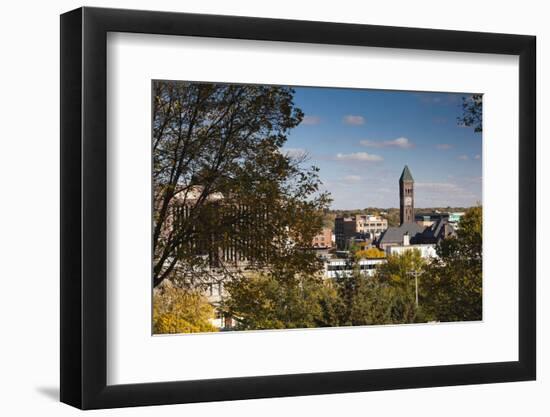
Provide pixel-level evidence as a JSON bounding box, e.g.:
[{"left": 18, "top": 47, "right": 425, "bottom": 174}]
[
  {"left": 312, "top": 227, "right": 333, "bottom": 248},
  {"left": 335, "top": 215, "right": 387, "bottom": 249}
]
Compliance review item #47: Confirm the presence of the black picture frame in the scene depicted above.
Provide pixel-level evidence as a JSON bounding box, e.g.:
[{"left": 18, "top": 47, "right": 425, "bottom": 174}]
[{"left": 60, "top": 6, "right": 536, "bottom": 410}]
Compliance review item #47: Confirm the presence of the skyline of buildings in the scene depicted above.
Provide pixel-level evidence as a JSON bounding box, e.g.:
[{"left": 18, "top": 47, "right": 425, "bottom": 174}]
[
  {"left": 332, "top": 166, "right": 460, "bottom": 254},
  {"left": 165, "top": 165, "right": 466, "bottom": 330}
]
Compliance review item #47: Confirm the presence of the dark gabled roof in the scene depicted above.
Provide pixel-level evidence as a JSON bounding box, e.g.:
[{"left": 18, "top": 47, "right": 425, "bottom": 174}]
[
  {"left": 399, "top": 165, "right": 414, "bottom": 182},
  {"left": 420, "top": 218, "right": 456, "bottom": 242},
  {"left": 378, "top": 218, "right": 457, "bottom": 247},
  {"left": 378, "top": 223, "right": 425, "bottom": 245}
]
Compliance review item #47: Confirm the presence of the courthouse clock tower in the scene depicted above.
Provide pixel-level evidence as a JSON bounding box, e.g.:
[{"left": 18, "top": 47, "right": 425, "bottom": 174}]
[{"left": 399, "top": 165, "right": 414, "bottom": 225}]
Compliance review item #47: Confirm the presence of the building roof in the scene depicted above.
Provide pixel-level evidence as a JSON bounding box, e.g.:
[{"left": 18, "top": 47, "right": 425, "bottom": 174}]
[
  {"left": 399, "top": 165, "right": 414, "bottom": 182},
  {"left": 377, "top": 223, "right": 425, "bottom": 246},
  {"left": 421, "top": 218, "right": 456, "bottom": 242},
  {"left": 378, "top": 219, "right": 456, "bottom": 247}
]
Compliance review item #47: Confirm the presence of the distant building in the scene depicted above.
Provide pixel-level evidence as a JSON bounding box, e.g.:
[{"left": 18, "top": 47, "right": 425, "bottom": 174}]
[
  {"left": 387, "top": 243, "right": 437, "bottom": 259},
  {"left": 379, "top": 214, "right": 455, "bottom": 253},
  {"left": 399, "top": 165, "right": 414, "bottom": 224},
  {"left": 384, "top": 231, "right": 438, "bottom": 258},
  {"left": 377, "top": 166, "right": 456, "bottom": 256},
  {"left": 335, "top": 216, "right": 357, "bottom": 249},
  {"left": 378, "top": 222, "right": 426, "bottom": 250},
  {"left": 165, "top": 185, "right": 272, "bottom": 330},
  {"left": 448, "top": 212, "right": 465, "bottom": 228},
  {"left": 312, "top": 227, "right": 333, "bottom": 248},
  {"left": 335, "top": 214, "right": 387, "bottom": 249},
  {"left": 356, "top": 215, "right": 388, "bottom": 236},
  {"left": 415, "top": 211, "right": 465, "bottom": 228},
  {"left": 415, "top": 212, "right": 448, "bottom": 227},
  {"left": 325, "top": 258, "right": 386, "bottom": 278}
]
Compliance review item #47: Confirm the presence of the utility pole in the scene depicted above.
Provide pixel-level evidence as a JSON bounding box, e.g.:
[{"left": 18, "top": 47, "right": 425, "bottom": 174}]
[{"left": 408, "top": 269, "right": 421, "bottom": 307}]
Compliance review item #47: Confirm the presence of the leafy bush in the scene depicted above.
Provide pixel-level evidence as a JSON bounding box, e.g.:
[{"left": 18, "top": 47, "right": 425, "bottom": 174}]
[
  {"left": 153, "top": 286, "right": 218, "bottom": 334},
  {"left": 355, "top": 247, "right": 386, "bottom": 259}
]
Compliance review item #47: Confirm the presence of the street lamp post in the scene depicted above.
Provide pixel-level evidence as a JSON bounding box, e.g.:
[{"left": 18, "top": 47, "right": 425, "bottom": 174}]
[{"left": 408, "top": 269, "right": 421, "bottom": 307}]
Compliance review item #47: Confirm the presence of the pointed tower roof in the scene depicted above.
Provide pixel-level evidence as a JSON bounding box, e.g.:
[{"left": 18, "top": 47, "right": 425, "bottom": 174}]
[{"left": 399, "top": 165, "right": 414, "bottom": 182}]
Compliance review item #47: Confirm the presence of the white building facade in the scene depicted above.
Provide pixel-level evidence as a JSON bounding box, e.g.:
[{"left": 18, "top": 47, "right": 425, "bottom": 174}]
[{"left": 325, "top": 258, "right": 386, "bottom": 278}]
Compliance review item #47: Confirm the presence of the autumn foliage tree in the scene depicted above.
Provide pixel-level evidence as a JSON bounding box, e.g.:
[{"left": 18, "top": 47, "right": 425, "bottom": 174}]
[
  {"left": 153, "top": 285, "right": 218, "bottom": 334},
  {"left": 153, "top": 81, "right": 330, "bottom": 288},
  {"left": 355, "top": 247, "right": 386, "bottom": 259}
]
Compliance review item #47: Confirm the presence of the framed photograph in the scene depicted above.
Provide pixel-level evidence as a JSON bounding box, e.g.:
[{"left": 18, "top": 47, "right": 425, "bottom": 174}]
[{"left": 60, "top": 6, "right": 536, "bottom": 409}]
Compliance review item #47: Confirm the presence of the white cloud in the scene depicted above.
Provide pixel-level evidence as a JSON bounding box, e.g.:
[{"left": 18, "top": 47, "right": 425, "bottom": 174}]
[
  {"left": 474, "top": 154, "right": 481, "bottom": 159},
  {"left": 436, "top": 143, "right": 453, "bottom": 150},
  {"left": 457, "top": 154, "right": 469, "bottom": 160},
  {"left": 343, "top": 115, "right": 366, "bottom": 126},
  {"left": 342, "top": 175, "right": 361, "bottom": 183},
  {"left": 360, "top": 137, "right": 414, "bottom": 149},
  {"left": 416, "top": 182, "right": 462, "bottom": 192},
  {"left": 428, "top": 97, "right": 442, "bottom": 103},
  {"left": 302, "top": 115, "right": 321, "bottom": 125},
  {"left": 418, "top": 93, "right": 461, "bottom": 105},
  {"left": 415, "top": 181, "right": 479, "bottom": 206},
  {"left": 335, "top": 152, "right": 383, "bottom": 162}
]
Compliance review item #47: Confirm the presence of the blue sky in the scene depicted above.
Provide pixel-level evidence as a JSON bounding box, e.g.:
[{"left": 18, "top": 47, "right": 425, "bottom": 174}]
[{"left": 284, "top": 87, "right": 482, "bottom": 210}]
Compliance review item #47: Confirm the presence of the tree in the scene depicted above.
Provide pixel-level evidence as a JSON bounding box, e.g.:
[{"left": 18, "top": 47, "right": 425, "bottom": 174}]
[
  {"left": 329, "top": 250, "right": 427, "bottom": 327},
  {"left": 331, "top": 268, "right": 423, "bottom": 327},
  {"left": 458, "top": 94, "right": 483, "bottom": 132},
  {"left": 223, "top": 273, "right": 339, "bottom": 330},
  {"left": 153, "top": 81, "right": 331, "bottom": 288},
  {"left": 332, "top": 271, "right": 379, "bottom": 326},
  {"left": 422, "top": 206, "right": 482, "bottom": 322},
  {"left": 355, "top": 247, "right": 386, "bottom": 259},
  {"left": 374, "top": 249, "right": 427, "bottom": 323},
  {"left": 153, "top": 285, "right": 218, "bottom": 334}
]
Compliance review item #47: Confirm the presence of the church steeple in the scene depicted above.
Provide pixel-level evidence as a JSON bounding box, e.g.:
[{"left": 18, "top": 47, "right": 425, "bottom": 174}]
[
  {"left": 399, "top": 165, "right": 414, "bottom": 225},
  {"left": 399, "top": 165, "right": 414, "bottom": 182}
]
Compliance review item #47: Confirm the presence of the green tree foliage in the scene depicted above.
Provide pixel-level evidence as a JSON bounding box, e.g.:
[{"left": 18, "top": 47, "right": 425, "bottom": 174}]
[
  {"left": 223, "top": 273, "right": 339, "bottom": 330},
  {"left": 369, "top": 249, "right": 426, "bottom": 323},
  {"left": 320, "top": 250, "right": 424, "bottom": 327},
  {"left": 153, "top": 285, "right": 218, "bottom": 334},
  {"left": 422, "top": 206, "right": 482, "bottom": 322},
  {"left": 458, "top": 94, "right": 483, "bottom": 132},
  {"left": 152, "top": 81, "right": 331, "bottom": 288},
  {"left": 377, "top": 250, "right": 425, "bottom": 287},
  {"left": 331, "top": 273, "right": 419, "bottom": 326},
  {"left": 332, "top": 272, "right": 381, "bottom": 325}
]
